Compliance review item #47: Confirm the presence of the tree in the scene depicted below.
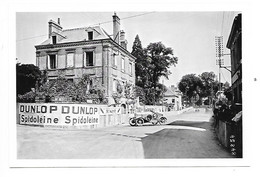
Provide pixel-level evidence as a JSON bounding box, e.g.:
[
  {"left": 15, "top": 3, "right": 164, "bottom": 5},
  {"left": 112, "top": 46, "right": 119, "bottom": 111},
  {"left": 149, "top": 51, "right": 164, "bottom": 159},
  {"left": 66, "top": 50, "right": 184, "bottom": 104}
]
[
  {"left": 16, "top": 63, "right": 41, "bottom": 95},
  {"left": 112, "top": 81, "right": 124, "bottom": 104},
  {"left": 131, "top": 37, "right": 178, "bottom": 105},
  {"left": 224, "top": 86, "right": 232, "bottom": 102},
  {"left": 199, "top": 71, "right": 217, "bottom": 98},
  {"left": 178, "top": 74, "right": 203, "bottom": 103},
  {"left": 135, "top": 85, "right": 145, "bottom": 104},
  {"left": 223, "top": 81, "right": 230, "bottom": 89},
  {"left": 131, "top": 35, "right": 150, "bottom": 88},
  {"left": 145, "top": 42, "right": 178, "bottom": 89}
]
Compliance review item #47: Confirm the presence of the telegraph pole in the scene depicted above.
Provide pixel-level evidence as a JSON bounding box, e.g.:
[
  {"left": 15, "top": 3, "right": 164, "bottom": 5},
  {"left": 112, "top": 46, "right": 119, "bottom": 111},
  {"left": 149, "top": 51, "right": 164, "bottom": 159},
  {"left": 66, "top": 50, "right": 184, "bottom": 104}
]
[
  {"left": 215, "top": 36, "right": 224, "bottom": 91},
  {"left": 215, "top": 36, "right": 231, "bottom": 91}
]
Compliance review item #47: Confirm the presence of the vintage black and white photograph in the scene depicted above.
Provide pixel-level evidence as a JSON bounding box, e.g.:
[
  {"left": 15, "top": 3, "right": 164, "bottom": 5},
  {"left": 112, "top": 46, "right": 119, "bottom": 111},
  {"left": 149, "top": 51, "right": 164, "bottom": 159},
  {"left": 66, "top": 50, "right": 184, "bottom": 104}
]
[{"left": 15, "top": 11, "right": 243, "bottom": 160}]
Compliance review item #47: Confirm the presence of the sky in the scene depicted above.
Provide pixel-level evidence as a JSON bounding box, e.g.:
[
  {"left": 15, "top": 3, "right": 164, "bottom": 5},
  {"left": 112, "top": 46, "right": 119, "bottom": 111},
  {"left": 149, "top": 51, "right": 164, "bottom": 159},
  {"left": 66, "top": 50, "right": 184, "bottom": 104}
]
[{"left": 16, "top": 11, "right": 240, "bottom": 87}]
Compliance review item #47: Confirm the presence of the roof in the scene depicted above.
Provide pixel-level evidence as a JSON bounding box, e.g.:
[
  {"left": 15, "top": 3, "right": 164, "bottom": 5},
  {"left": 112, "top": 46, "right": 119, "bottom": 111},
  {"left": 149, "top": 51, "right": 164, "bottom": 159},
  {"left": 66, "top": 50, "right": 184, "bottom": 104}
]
[
  {"left": 36, "top": 20, "right": 136, "bottom": 60},
  {"left": 164, "top": 86, "right": 183, "bottom": 97},
  {"left": 164, "top": 88, "right": 177, "bottom": 97},
  {"left": 226, "top": 14, "right": 241, "bottom": 49},
  {"left": 39, "top": 26, "right": 111, "bottom": 45}
]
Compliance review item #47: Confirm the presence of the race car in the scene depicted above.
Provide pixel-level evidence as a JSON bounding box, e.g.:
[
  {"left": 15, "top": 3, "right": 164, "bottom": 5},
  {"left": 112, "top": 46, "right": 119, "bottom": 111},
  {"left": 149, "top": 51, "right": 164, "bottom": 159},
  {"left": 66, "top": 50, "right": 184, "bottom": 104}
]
[{"left": 129, "top": 110, "right": 167, "bottom": 126}]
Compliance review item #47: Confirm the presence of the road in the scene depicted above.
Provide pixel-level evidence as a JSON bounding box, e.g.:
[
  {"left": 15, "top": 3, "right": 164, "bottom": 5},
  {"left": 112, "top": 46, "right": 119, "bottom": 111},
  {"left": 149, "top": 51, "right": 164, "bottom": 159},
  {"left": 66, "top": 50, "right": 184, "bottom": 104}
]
[{"left": 17, "top": 108, "right": 233, "bottom": 159}]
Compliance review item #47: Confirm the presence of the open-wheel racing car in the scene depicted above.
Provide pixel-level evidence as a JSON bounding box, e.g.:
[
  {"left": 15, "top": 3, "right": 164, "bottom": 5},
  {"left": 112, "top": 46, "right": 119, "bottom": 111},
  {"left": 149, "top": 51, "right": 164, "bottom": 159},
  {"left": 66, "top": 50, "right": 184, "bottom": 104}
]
[{"left": 129, "top": 110, "right": 167, "bottom": 126}]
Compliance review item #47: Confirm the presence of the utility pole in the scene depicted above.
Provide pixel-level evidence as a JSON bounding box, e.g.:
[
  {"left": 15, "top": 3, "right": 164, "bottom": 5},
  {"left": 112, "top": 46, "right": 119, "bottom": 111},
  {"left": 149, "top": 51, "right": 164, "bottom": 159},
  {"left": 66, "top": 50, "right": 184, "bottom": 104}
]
[
  {"left": 215, "top": 36, "right": 231, "bottom": 91},
  {"left": 215, "top": 36, "right": 224, "bottom": 91}
]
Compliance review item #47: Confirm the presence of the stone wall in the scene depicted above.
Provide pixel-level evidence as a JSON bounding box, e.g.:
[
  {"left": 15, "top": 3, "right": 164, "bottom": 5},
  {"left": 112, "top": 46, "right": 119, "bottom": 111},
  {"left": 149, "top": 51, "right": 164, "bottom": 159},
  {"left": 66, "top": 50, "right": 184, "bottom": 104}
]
[{"left": 215, "top": 119, "right": 242, "bottom": 157}]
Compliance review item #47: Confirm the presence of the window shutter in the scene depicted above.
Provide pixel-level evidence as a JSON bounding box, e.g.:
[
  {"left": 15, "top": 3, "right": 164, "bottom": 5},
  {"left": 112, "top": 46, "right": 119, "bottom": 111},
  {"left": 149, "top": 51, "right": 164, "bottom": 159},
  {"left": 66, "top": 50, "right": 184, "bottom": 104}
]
[
  {"left": 47, "top": 55, "right": 50, "bottom": 69},
  {"left": 67, "top": 53, "right": 74, "bottom": 67},
  {"left": 83, "top": 52, "right": 86, "bottom": 67}
]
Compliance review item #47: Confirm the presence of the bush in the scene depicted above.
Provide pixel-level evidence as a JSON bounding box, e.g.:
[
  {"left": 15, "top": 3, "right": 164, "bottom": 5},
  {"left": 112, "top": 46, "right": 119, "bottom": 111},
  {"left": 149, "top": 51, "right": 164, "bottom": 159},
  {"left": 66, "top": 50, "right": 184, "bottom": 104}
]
[
  {"left": 17, "top": 74, "right": 109, "bottom": 104},
  {"left": 195, "top": 99, "right": 202, "bottom": 106},
  {"left": 16, "top": 63, "right": 41, "bottom": 95},
  {"left": 17, "top": 91, "right": 36, "bottom": 103},
  {"left": 204, "top": 99, "right": 210, "bottom": 105}
]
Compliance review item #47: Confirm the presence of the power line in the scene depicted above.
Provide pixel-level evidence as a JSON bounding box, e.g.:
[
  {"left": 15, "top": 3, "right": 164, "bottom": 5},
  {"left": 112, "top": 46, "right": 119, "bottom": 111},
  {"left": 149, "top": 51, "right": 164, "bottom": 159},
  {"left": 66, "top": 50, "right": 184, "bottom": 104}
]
[
  {"left": 221, "top": 11, "right": 225, "bottom": 36},
  {"left": 16, "top": 12, "right": 156, "bottom": 42},
  {"left": 16, "top": 34, "right": 48, "bottom": 42},
  {"left": 122, "top": 11, "right": 155, "bottom": 20},
  {"left": 93, "top": 11, "right": 156, "bottom": 26}
]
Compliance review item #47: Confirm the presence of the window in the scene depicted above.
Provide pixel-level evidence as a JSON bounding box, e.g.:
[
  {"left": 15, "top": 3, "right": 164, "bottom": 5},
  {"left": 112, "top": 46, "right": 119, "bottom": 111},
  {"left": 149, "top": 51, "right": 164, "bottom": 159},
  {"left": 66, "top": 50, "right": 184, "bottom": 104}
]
[
  {"left": 112, "top": 54, "right": 115, "bottom": 66},
  {"left": 84, "top": 52, "right": 94, "bottom": 66},
  {"left": 122, "top": 81, "right": 125, "bottom": 93},
  {"left": 48, "top": 55, "right": 56, "bottom": 69},
  {"left": 129, "top": 62, "right": 132, "bottom": 75},
  {"left": 112, "top": 54, "right": 118, "bottom": 67},
  {"left": 238, "top": 83, "right": 242, "bottom": 103},
  {"left": 88, "top": 31, "right": 93, "bottom": 40},
  {"left": 121, "top": 57, "right": 125, "bottom": 72},
  {"left": 52, "top": 36, "right": 57, "bottom": 44},
  {"left": 113, "top": 80, "right": 117, "bottom": 92},
  {"left": 234, "top": 87, "right": 238, "bottom": 103},
  {"left": 67, "top": 53, "right": 74, "bottom": 68},
  {"left": 121, "top": 104, "right": 126, "bottom": 114},
  {"left": 67, "top": 79, "right": 74, "bottom": 83},
  {"left": 86, "top": 80, "right": 93, "bottom": 93}
]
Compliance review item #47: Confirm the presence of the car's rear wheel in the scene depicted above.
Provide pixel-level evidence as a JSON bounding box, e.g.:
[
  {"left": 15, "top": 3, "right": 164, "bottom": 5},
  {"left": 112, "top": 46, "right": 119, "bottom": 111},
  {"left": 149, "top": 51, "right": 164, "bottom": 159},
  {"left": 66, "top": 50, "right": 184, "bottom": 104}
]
[{"left": 129, "top": 118, "right": 136, "bottom": 126}]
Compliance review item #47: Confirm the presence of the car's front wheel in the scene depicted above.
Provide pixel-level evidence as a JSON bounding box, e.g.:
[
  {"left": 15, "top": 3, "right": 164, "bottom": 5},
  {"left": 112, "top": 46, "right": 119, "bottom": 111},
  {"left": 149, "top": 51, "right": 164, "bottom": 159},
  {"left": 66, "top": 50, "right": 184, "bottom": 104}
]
[
  {"left": 136, "top": 118, "right": 144, "bottom": 126},
  {"left": 160, "top": 117, "right": 167, "bottom": 124}
]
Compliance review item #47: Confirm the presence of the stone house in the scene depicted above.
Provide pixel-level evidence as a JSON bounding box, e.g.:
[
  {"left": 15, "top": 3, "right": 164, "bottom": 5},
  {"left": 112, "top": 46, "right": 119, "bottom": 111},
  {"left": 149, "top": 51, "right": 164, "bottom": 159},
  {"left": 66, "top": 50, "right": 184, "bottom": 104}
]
[
  {"left": 163, "top": 85, "right": 182, "bottom": 111},
  {"left": 227, "top": 13, "right": 242, "bottom": 105},
  {"left": 35, "top": 13, "right": 136, "bottom": 106}
]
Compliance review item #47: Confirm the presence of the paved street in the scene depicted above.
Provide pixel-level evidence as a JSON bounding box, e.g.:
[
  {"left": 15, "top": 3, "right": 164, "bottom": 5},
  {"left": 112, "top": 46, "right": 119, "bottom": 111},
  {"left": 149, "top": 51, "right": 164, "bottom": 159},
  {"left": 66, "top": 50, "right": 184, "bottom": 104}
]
[{"left": 17, "top": 108, "right": 233, "bottom": 159}]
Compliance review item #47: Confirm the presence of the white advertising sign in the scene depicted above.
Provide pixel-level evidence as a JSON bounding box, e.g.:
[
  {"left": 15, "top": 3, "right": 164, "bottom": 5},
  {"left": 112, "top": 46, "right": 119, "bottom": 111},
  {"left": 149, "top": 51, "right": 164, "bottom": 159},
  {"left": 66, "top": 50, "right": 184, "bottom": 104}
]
[
  {"left": 18, "top": 103, "right": 103, "bottom": 127},
  {"left": 99, "top": 107, "right": 121, "bottom": 115}
]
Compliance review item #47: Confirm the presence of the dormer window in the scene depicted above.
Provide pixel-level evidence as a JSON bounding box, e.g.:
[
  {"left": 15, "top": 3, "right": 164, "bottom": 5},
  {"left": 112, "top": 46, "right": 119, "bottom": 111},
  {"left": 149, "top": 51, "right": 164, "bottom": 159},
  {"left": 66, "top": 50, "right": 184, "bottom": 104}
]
[
  {"left": 52, "top": 36, "right": 57, "bottom": 44},
  {"left": 88, "top": 31, "right": 93, "bottom": 40}
]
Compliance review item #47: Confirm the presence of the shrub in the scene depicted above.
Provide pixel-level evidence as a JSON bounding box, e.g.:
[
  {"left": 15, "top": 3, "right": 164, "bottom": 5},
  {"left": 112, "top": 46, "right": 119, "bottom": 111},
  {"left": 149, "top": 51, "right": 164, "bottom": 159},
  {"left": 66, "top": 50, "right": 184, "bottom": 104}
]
[
  {"left": 204, "top": 99, "right": 210, "bottom": 105},
  {"left": 17, "top": 91, "right": 36, "bottom": 103}
]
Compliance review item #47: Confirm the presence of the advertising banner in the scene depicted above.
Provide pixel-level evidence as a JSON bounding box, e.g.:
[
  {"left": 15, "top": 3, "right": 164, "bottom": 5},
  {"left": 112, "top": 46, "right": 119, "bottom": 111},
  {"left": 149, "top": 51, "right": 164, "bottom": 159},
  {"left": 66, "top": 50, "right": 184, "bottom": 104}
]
[
  {"left": 18, "top": 103, "right": 104, "bottom": 127},
  {"left": 136, "top": 106, "right": 166, "bottom": 113},
  {"left": 99, "top": 107, "right": 121, "bottom": 115}
]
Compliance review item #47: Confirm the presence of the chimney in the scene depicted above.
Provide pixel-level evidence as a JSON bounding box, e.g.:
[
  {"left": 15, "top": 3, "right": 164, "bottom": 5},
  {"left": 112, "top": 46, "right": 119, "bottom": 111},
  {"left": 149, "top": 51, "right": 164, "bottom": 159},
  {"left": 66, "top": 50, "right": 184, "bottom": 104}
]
[
  {"left": 113, "top": 12, "right": 120, "bottom": 44},
  {"left": 120, "top": 30, "right": 127, "bottom": 49},
  {"left": 48, "top": 19, "right": 62, "bottom": 38},
  {"left": 170, "top": 85, "right": 175, "bottom": 91}
]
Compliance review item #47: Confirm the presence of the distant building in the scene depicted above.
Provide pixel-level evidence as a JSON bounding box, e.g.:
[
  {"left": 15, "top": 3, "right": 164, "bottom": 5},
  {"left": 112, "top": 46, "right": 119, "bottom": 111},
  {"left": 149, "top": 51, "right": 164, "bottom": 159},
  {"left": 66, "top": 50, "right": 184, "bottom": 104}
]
[
  {"left": 164, "top": 85, "right": 182, "bottom": 111},
  {"left": 226, "top": 13, "right": 242, "bottom": 158},
  {"left": 226, "top": 14, "right": 242, "bottom": 104},
  {"left": 35, "top": 13, "right": 136, "bottom": 106}
]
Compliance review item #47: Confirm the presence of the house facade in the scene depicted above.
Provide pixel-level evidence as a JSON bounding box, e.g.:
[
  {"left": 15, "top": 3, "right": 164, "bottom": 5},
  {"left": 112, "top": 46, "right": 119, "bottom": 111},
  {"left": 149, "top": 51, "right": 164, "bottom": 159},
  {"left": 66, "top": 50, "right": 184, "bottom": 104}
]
[
  {"left": 163, "top": 85, "right": 182, "bottom": 111},
  {"left": 226, "top": 13, "right": 242, "bottom": 104},
  {"left": 35, "top": 13, "right": 136, "bottom": 106}
]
